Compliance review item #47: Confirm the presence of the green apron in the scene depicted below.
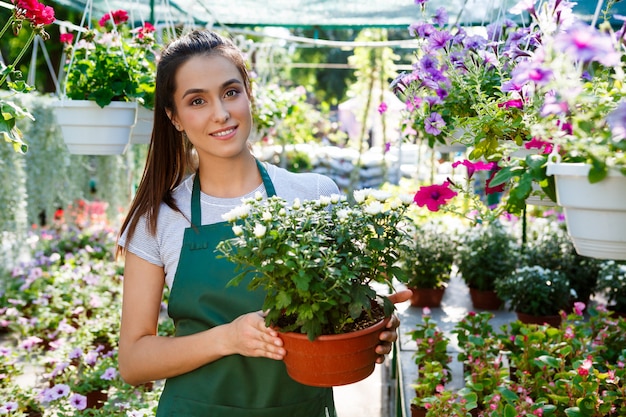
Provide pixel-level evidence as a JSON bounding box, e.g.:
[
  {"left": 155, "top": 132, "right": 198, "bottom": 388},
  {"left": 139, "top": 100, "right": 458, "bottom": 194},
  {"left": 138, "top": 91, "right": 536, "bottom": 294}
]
[{"left": 156, "top": 160, "right": 336, "bottom": 417}]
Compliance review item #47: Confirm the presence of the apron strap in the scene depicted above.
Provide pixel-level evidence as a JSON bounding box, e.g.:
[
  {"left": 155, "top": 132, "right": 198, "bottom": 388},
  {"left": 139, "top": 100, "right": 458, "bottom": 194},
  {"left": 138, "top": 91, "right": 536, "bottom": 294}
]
[{"left": 191, "top": 159, "right": 276, "bottom": 226}]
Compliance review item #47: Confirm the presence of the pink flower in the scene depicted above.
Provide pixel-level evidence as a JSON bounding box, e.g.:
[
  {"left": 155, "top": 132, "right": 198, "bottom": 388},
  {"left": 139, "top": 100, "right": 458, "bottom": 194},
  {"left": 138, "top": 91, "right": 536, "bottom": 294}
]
[
  {"left": 60, "top": 33, "right": 74, "bottom": 44},
  {"left": 498, "top": 99, "right": 524, "bottom": 109},
  {"left": 378, "top": 102, "right": 388, "bottom": 114},
  {"left": 98, "top": 9, "right": 129, "bottom": 27},
  {"left": 422, "top": 307, "right": 431, "bottom": 316},
  {"left": 573, "top": 302, "right": 586, "bottom": 315},
  {"left": 452, "top": 159, "right": 495, "bottom": 179},
  {"left": 413, "top": 182, "right": 457, "bottom": 212}
]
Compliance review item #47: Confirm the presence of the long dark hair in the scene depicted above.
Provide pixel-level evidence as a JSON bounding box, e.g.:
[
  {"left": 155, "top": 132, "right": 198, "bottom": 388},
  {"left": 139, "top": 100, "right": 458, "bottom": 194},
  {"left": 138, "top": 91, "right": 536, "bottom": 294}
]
[{"left": 117, "top": 30, "right": 252, "bottom": 254}]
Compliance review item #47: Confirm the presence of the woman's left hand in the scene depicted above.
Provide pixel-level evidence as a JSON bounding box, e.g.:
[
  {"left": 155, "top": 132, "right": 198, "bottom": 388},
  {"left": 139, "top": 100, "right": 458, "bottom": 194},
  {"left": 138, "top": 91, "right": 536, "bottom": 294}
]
[{"left": 375, "top": 290, "right": 411, "bottom": 364}]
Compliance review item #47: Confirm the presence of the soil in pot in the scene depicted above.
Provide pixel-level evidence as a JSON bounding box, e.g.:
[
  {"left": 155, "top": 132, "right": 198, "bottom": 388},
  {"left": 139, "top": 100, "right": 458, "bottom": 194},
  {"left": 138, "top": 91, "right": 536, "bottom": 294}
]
[{"left": 410, "top": 403, "right": 427, "bottom": 417}]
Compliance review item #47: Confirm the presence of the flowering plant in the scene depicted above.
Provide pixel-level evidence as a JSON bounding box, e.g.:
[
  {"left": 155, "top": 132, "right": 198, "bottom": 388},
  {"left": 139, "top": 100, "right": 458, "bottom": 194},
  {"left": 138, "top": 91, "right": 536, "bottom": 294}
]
[
  {"left": 216, "top": 188, "right": 413, "bottom": 340},
  {"left": 409, "top": 307, "right": 451, "bottom": 373},
  {"left": 495, "top": 264, "right": 572, "bottom": 316},
  {"left": 396, "top": 219, "right": 457, "bottom": 289},
  {"left": 456, "top": 220, "right": 520, "bottom": 291},
  {"left": 490, "top": 0, "right": 626, "bottom": 208},
  {"left": 0, "top": 0, "right": 54, "bottom": 153},
  {"left": 393, "top": 0, "right": 535, "bottom": 151},
  {"left": 60, "top": 9, "right": 157, "bottom": 108},
  {"left": 597, "top": 260, "right": 626, "bottom": 313}
]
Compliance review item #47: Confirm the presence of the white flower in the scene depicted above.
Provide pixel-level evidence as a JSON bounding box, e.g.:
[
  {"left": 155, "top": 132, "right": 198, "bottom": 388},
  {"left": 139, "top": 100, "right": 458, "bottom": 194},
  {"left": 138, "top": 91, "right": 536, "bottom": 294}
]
[
  {"left": 319, "top": 195, "right": 332, "bottom": 206},
  {"left": 364, "top": 201, "right": 384, "bottom": 215},
  {"left": 336, "top": 208, "right": 351, "bottom": 221},
  {"left": 222, "top": 203, "right": 252, "bottom": 222},
  {"left": 353, "top": 189, "right": 368, "bottom": 203},
  {"left": 398, "top": 194, "right": 415, "bottom": 205},
  {"left": 370, "top": 189, "right": 392, "bottom": 202},
  {"left": 253, "top": 224, "right": 267, "bottom": 238},
  {"left": 262, "top": 211, "right": 272, "bottom": 222},
  {"left": 330, "top": 194, "right": 342, "bottom": 204},
  {"left": 232, "top": 225, "right": 243, "bottom": 236},
  {"left": 292, "top": 198, "right": 301, "bottom": 210}
]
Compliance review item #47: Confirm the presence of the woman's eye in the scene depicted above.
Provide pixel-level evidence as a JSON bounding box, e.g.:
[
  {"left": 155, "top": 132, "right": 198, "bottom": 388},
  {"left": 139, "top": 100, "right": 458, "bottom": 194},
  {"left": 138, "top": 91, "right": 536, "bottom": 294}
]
[
  {"left": 225, "top": 89, "right": 239, "bottom": 98},
  {"left": 191, "top": 97, "right": 205, "bottom": 106}
]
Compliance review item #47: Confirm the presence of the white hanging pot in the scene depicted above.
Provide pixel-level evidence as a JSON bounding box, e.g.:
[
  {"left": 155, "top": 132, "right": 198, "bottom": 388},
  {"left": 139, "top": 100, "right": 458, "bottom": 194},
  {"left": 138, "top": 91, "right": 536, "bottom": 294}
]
[
  {"left": 52, "top": 99, "right": 137, "bottom": 155},
  {"left": 547, "top": 161, "right": 626, "bottom": 260},
  {"left": 130, "top": 106, "right": 154, "bottom": 145}
]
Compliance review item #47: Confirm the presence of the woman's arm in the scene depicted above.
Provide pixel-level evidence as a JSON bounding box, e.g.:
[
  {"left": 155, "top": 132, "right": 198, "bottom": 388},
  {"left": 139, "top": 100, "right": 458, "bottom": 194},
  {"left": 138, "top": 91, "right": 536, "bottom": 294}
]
[{"left": 118, "top": 252, "right": 286, "bottom": 386}]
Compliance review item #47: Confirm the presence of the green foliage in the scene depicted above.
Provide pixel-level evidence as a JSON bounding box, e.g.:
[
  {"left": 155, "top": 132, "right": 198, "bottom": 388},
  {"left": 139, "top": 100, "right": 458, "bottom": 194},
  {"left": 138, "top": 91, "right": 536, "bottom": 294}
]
[
  {"left": 495, "top": 265, "right": 572, "bottom": 316},
  {"left": 597, "top": 260, "right": 626, "bottom": 312},
  {"left": 62, "top": 18, "right": 156, "bottom": 108},
  {"left": 217, "top": 189, "right": 412, "bottom": 340},
  {"left": 397, "top": 220, "right": 456, "bottom": 289},
  {"left": 456, "top": 221, "right": 520, "bottom": 291}
]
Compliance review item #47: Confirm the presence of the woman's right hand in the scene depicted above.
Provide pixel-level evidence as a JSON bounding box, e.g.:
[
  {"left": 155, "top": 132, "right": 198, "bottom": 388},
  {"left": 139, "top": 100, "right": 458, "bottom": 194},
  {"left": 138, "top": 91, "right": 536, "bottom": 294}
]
[{"left": 225, "top": 311, "right": 286, "bottom": 360}]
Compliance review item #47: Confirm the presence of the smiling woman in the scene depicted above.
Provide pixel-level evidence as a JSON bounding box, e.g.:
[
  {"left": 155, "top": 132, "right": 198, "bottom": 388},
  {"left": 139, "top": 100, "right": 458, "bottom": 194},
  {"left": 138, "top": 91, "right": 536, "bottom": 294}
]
[{"left": 115, "top": 30, "right": 406, "bottom": 417}]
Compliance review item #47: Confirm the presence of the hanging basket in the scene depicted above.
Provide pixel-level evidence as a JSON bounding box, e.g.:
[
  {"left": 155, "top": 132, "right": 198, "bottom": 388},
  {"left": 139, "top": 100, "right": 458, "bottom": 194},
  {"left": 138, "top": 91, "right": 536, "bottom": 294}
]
[
  {"left": 52, "top": 100, "right": 137, "bottom": 155},
  {"left": 547, "top": 162, "right": 626, "bottom": 260},
  {"left": 130, "top": 106, "right": 154, "bottom": 145}
]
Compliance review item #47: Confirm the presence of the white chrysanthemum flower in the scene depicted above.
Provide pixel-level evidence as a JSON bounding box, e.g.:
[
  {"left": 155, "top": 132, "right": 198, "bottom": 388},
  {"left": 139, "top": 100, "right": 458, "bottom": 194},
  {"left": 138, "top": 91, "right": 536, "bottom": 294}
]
[
  {"left": 279, "top": 208, "right": 287, "bottom": 216},
  {"left": 232, "top": 225, "right": 243, "bottom": 236},
  {"left": 398, "top": 193, "right": 415, "bottom": 205},
  {"left": 253, "top": 224, "right": 267, "bottom": 238},
  {"left": 353, "top": 189, "right": 367, "bottom": 203},
  {"left": 222, "top": 203, "right": 251, "bottom": 221},
  {"left": 262, "top": 211, "right": 272, "bottom": 222},
  {"left": 336, "top": 208, "right": 351, "bottom": 221},
  {"left": 330, "top": 194, "right": 341, "bottom": 204},
  {"left": 364, "top": 201, "right": 384, "bottom": 215},
  {"left": 370, "top": 189, "right": 392, "bottom": 202},
  {"left": 254, "top": 191, "right": 264, "bottom": 201},
  {"left": 319, "top": 195, "right": 332, "bottom": 206},
  {"left": 292, "top": 198, "right": 301, "bottom": 210}
]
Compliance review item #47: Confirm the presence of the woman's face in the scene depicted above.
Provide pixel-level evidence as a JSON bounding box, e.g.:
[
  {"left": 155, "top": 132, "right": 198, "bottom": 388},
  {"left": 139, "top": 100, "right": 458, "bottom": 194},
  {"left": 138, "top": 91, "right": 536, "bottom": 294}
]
[{"left": 169, "top": 54, "right": 252, "bottom": 161}]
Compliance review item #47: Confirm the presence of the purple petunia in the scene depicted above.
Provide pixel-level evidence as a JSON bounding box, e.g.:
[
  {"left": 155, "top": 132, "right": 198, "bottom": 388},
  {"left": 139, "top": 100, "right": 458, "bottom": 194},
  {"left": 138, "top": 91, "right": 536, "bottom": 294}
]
[
  {"left": 607, "top": 101, "right": 626, "bottom": 142},
  {"left": 510, "top": 61, "right": 552, "bottom": 87},
  {"left": 101, "top": 366, "right": 118, "bottom": 380},
  {"left": 424, "top": 112, "right": 446, "bottom": 135},
  {"left": 432, "top": 7, "right": 448, "bottom": 27},
  {"left": 70, "top": 393, "right": 87, "bottom": 411},
  {"left": 429, "top": 29, "right": 453, "bottom": 50},
  {"left": 553, "top": 22, "right": 620, "bottom": 66}
]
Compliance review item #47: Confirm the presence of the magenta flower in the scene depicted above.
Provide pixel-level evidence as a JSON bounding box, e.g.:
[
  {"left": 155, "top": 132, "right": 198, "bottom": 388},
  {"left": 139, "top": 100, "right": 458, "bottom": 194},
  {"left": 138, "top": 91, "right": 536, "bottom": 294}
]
[
  {"left": 413, "top": 182, "right": 458, "bottom": 211},
  {"left": 377, "top": 102, "right": 388, "bottom": 114},
  {"left": 498, "top": 99, "right": 523, "bottom": 109},
  {"left": 553, "top": 22, "right": 621, "bottom": 66},
  {"left": 573, "top": 302, "right": 586, "bottom": 316},
  {"left": 452, "top": 159, "right": 495, "bottom": 179},
  {"left": 524, "top": 137, "right": 553, "bottom": 154},
  {"left": 424, "top": 112, "right": 446, "bottom": 135}
]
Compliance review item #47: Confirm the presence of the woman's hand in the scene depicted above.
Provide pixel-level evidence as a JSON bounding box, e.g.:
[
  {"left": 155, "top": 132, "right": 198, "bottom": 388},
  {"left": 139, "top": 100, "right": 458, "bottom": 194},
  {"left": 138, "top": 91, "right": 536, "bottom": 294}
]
[
  {"left": 226, "top": 311, "right": 286, "bottom": 361},
  {"left": 375, "top": 289, "right": 412, "bottom": 363}
]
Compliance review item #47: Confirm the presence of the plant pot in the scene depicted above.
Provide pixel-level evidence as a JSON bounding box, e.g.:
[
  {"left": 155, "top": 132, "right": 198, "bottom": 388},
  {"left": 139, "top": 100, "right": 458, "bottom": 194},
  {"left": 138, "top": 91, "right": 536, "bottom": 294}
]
[
  {"left": 546, "top": 162, "right": 626, "bottom": 260},
  {"left": 469, "top": 288, "right": 503, "bottom": 310},
  {"left": 410, "top": 403, "right": 427, "bottom": 417},
  {"left": 279, "top": 316, "right": 390, "bottom": 387},
  {"left": 516, "top": 311, "right": 562, "bottom": 327},
  {"left": 52, "top": 99, "right": 137, "bottom": 155},
  {"left": 85, "top": 390, "right": 108, "bottom": 409},
  {"left": 130, "top": 106, "right": 154, "bottom": 144},
  {"left": 409, "top": 287, "right": 446, "bottom": 308}
]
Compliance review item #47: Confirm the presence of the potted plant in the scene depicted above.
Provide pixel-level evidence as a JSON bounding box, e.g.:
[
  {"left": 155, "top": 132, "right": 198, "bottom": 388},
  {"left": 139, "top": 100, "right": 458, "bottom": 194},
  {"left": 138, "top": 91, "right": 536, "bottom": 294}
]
[
  {"left": 456, "top": 220, "right": 520, "bottom": 309},
  {"left": 487, "top": 0, "right": 626, "bottom": 259},
  {"left": 0, "top": 0, "right": 55, "bottom": 153},
  {"left": 524, "top": 217, "right": 603, "bottom": 306},
  {"left": 53, "top": 9, "right": 157, "bottom": 155},
  {"left": 495, "top": 265, "right": 572, "bottom": 327},
  {"left": 217, "top": 188, "right": 413, "bottom": 386},
  {"left": 397, "top": 220, "right": 457, "bottom": 307},
  {"left": 596, "top": 260, "right": 626, "bottom": 316}
]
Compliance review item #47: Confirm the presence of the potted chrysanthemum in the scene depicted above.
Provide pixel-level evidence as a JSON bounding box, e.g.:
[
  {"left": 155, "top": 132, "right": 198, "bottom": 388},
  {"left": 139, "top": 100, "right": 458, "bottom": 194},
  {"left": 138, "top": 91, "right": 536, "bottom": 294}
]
[
  {"left": 53, "top": 9, "right": 157, "bottom": 154},
  {"left": 217, "top": 188, "right": 413, "bottom": 386}
]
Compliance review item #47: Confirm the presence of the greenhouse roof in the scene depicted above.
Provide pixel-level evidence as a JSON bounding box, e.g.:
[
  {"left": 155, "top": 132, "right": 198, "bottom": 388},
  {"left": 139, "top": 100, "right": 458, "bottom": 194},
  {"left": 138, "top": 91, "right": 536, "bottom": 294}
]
[{"left": 50, "top": 0, "right": 623, "bottom": 29}]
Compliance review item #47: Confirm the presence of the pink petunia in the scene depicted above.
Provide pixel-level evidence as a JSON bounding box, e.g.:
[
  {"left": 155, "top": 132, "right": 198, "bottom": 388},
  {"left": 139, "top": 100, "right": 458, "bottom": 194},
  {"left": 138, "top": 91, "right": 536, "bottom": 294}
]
[{"left": 413, "top": 182, "right": 457, "bottom": 212}]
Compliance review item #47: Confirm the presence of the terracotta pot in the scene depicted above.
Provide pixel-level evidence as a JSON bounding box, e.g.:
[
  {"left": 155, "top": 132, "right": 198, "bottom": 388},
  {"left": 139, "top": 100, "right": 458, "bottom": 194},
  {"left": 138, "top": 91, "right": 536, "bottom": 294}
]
[
  {"left": 516, "top": 311, "right": 562, "bottom": 327},
  {"left": 279, "top": 316, "right": 390, "bottom": 387},
  {"left": 409, "top": 287, "right": 445, "bottom": 308},
  {"left": 410, "top": 403, "right": 427, "bottom": 417},
  {"left": 468, "top": 288, "right": 503, "bottom": 310},
  {"left": 85, "top": 390, "right": 108, "bottom": 409}
]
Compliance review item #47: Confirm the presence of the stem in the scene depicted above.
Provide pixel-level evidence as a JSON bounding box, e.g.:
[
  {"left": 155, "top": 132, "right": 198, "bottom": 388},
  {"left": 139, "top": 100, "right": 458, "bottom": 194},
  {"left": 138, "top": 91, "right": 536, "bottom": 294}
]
[
  {"left": 0, "top": 15, "right": 14, "bottom": 40},
  {"left": 0, "top": 30, "right": 36, "bottom": 87}
]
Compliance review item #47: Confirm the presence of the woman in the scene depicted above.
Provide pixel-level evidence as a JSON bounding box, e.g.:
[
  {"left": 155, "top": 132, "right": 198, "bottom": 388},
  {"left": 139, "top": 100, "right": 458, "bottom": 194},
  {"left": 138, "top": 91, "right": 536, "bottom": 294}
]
[{"left": 117, "top": 30, "right": 410, "bottom": 416}]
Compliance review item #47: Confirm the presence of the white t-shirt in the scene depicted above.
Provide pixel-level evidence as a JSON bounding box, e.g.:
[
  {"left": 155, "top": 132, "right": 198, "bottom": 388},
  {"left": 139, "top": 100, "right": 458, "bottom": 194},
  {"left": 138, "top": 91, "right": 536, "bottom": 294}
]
[{"left": 118, "top": 162, "right": 340, "bottom": 288}]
